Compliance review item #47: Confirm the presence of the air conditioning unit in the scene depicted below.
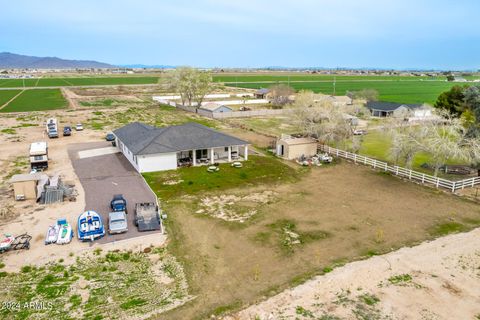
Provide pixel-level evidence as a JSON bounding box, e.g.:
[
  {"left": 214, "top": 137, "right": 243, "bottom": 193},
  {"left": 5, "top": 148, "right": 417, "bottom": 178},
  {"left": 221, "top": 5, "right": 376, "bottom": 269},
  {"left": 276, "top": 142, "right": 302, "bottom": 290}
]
[{"left": 15, "top": 194, "right": 26, "bottom": 201}]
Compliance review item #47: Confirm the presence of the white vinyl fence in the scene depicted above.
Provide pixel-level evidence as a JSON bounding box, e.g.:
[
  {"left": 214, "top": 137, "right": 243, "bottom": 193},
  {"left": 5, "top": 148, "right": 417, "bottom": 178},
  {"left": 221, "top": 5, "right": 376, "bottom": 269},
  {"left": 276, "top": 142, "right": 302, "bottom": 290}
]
[
  {"left": 210, "top": 109, "right": 285, "bottom": 119},
  {"left": 319, "top": 145, "right": 480, "bottom": 193}
]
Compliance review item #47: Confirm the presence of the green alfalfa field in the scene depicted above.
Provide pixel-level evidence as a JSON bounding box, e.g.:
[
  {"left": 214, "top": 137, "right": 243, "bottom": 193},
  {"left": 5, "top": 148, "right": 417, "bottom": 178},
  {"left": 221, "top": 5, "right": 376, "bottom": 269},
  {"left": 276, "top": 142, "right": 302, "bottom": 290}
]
[
  {"left": 0, "top": 89, "right": 67, "bottom": 112},
  {"left": 213, "top": 74, "right": 474, "bottom": 104}
]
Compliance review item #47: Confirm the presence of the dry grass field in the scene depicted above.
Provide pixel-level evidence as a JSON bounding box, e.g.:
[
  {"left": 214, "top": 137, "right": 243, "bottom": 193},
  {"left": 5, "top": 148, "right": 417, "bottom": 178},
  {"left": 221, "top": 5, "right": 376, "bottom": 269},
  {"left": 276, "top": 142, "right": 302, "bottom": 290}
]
[{"left": 153, "top": 161, "right": 480, "bottom": 319}]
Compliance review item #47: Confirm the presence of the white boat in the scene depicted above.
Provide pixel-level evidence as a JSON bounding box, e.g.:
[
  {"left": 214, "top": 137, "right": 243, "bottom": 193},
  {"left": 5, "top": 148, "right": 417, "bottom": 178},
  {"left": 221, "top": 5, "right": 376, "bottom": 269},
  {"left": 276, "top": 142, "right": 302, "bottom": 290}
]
[
  {"left": 78, "top": 211, "right": 105, "bottom": 241},
  {"left": 45, "top": 224, "right": 60, "bottom": 245},
  {"left": 0, "top": 234, "right": 15, "bottom": 253},
  {"left": 56, "top": 219, "right": 73, "bottom": 245}
]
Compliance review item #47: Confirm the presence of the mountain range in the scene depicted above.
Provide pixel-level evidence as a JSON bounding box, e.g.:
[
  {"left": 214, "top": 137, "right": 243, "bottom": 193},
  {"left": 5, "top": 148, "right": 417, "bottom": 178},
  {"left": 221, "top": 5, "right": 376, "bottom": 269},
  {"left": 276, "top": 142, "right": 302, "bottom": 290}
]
[{"left": 0, "top": 52, "right": 115, "bottom": 69}]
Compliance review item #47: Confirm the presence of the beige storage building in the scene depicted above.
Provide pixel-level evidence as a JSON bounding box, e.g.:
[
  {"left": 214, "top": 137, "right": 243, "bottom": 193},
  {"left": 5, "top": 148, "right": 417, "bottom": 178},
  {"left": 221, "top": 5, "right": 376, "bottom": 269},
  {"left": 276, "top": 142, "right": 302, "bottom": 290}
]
[
  {"left": 276, "top": 136, "right": 318, "bottom": 160},
  {"left": 9, "top": 173, "right": 47, "bottom": 201}
]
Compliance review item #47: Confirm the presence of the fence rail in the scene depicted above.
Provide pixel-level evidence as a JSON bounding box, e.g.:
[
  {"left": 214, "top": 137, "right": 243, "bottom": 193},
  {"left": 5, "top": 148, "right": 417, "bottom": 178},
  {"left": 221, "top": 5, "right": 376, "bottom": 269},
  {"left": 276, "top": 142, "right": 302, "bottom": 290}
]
[
  {"left": 319, "top": 145, "right": 480, "bottom": 192},
  {"left": 156, "top": 100, "right": 286, "bottom": 119}
]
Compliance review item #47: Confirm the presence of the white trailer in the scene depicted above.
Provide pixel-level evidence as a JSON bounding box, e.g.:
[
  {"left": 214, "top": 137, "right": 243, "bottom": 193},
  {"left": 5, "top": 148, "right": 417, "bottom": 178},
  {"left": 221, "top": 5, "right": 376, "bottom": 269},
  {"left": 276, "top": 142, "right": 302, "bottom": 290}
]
[{"left": 29, "top": 142, "right": 48, "bottom": 170}]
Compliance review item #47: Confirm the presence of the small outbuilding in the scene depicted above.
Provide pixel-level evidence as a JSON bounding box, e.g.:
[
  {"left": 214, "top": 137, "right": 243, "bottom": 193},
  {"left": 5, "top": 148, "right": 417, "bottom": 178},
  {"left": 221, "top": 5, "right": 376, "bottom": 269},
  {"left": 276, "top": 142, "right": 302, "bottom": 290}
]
[
  {"left": 199, "top": 102, "right": 233, "bottom": 113},
  {"left": 254, "top": 88, "right": 270, "bottom": 99},
  {"left": 276, "top": 135, "right": 318, "bottom": 160},
  {"left": 9, "top": 173, "right": 48, "bottom": 201}
]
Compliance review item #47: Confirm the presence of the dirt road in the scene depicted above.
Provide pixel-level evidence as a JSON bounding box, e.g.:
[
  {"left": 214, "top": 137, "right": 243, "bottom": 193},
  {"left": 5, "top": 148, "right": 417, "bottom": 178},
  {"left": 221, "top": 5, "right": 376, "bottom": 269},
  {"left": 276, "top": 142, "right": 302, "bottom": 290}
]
[{"left": 230, "top": 227, "right": 480, "bottom": 320}]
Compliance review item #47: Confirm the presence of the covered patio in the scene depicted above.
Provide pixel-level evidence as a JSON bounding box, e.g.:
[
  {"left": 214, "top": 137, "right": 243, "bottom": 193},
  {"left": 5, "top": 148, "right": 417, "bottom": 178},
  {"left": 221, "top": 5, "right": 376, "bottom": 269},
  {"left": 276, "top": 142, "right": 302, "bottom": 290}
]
[{"left": 177, "top": 145, "right": 249, "bottom": 167}]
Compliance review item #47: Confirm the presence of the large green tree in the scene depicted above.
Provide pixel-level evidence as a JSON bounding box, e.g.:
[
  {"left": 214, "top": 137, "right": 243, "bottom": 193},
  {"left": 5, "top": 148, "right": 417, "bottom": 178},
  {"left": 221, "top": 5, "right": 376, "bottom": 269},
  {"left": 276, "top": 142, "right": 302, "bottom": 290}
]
[{"left": 434, "top": 85, "right": 467, "bottom": 116}]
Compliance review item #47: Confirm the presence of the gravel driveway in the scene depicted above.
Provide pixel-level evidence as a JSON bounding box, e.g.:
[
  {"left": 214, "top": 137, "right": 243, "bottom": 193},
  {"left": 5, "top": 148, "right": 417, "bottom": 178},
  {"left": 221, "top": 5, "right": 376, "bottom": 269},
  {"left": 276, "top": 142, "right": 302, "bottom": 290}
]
[{"left": 69, "top": 141, "right": 162, "bottom": 243}]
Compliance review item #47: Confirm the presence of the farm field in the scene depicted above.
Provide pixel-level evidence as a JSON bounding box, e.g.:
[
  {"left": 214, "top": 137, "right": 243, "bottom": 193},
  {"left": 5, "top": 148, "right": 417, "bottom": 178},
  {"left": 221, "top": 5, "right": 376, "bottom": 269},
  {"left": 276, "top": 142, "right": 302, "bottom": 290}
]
[
  {"left": 0, "top": 90, "right": 21, "bottom": 107},
  {"left": 0, "top": 89, "right": 67, "bottom": 112},
  {"left": 0, "top": 76, "right": 159, "bottom": 88},
  {"left": 218, "top": 77, "right": 467, "bottom": 104},
  {"left": 144, "top": 157, "right": 480, "bottom": 319},
  {"left": 213, "top": 74, "right": 448, "bottom": 82}
]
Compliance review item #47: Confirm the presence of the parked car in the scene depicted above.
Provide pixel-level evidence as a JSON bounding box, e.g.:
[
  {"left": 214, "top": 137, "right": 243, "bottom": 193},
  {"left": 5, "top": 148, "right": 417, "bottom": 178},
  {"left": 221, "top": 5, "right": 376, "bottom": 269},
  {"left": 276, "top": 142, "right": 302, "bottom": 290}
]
[
  {"left": 75, "top": 123, "right": 84, "bottom": 131},
  {"left": 110, "top": 194, "right": 127, "bottom": 213},
  {"left": 353, "top": 129, "right": 368, "bottom": 135},
  {"left": 105, "top": 132, "right": 115, "bottom": 141},
  {"left": 108, "top": 211, "right": 128, "bottom": 234},
  {"left": 63, "top": 126, "right": 72, "bottom": 136}
]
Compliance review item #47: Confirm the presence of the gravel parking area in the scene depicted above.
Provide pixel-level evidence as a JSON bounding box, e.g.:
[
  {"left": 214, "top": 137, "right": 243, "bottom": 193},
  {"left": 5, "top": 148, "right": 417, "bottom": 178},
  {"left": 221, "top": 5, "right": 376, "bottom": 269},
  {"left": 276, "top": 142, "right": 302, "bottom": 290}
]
[{"left": 69, "top": 141, "right": 162, "bottom": 243}]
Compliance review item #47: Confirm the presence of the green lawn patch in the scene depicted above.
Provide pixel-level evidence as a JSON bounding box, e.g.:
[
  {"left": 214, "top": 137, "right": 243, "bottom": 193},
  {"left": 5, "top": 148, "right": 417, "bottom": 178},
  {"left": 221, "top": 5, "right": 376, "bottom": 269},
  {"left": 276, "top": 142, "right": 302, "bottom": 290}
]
[
  {"left": 388, "top": 274, "right": 413, "bottom": 285},
  {"left": 0, "top": 89, "right": 67, "bottom": 112},
  {"left": 1, "top": 128, "right": 16, "bottom": 134},
  {"left": 429, "top": 221, "right": 468, "bottom": 236},
  {"left": 80, "top": 99, "right": 116, "bottom": 107},
  {"left": 143, "top": 155, "right": 299, "bottom": 200}
]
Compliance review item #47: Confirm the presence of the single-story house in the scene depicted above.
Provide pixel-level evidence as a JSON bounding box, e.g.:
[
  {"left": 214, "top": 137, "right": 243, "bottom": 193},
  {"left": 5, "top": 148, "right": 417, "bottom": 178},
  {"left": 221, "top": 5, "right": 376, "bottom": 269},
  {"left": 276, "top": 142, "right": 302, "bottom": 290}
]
[
  {"left": 199, "top": 102, "right": 233, "bottom": 113},
  {"left": 113, "top": 122, "right": 250, "bottom": 173},
  {"left": 366, "top": 101, "right": 423, "bottom": 117},
  {"left": 254, "top": 88, "right": 271, "bottom": 99},
  {"left": 276, "top": 135, "right": 318, "bottom": 160},
  {"left": 9, "top": 173, "right": 48, "bottom": 201},
  {"left": 314, "top": 94, "right": 353, "bottom": 106}
]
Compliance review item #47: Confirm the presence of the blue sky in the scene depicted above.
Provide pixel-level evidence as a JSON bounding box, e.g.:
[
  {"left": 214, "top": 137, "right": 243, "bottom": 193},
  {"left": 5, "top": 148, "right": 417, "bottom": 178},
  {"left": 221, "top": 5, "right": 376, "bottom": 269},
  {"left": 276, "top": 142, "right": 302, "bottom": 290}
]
[{"left": 1, "top": 0, "right": 479, "bottom": 69}]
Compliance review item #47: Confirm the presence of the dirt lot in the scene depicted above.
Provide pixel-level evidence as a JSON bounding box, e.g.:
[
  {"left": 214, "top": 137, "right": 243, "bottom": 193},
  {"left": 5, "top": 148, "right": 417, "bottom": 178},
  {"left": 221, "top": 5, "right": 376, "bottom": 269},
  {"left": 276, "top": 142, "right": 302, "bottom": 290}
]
[
  {"left": 160, "top": 162, "right": 480, "bottom": 319},
  {"left": 230, "top": 227, "right": 480, "bottom": 320},
  {"left": 0, "top": 114, "right": 167, "bottom": 272}
]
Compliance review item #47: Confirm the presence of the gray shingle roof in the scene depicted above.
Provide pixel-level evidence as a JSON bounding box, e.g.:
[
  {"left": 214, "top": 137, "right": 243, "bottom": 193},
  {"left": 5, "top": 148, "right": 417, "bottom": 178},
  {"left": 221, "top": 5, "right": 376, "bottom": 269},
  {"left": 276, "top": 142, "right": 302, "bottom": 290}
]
[
  {"left": 256, "top": 88, "right": 270, "bottom": 95},
  {"left": 366, "top": 101, "right": 422, "bottom": 112},
  {"left": 113, "top": 122, "right": 249, "bottom": 155}
]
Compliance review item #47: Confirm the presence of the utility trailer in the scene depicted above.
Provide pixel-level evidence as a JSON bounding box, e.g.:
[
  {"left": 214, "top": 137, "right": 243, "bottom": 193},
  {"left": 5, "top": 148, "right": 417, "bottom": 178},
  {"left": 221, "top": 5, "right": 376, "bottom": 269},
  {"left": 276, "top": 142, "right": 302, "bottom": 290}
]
[
  {"left": 29, "top": 142, "right": 48, "bottom": 170},
  {"left": 0, "top": 234, "right": 32, "bottom": 253},
  {"left": 134, "top": 202, "right": 162, "bottom": 232}
]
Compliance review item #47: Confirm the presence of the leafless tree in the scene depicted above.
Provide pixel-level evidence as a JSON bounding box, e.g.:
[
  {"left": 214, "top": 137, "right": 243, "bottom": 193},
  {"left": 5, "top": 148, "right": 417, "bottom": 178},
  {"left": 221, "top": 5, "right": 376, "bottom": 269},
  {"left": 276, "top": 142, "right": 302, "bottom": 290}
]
[
  {"left": 346, "top": 89, "right": 379, "bottom": 101},
  {"left": 289, "top": 90, "right": 353, "bottom": 147},
  {"left": 168, "top": 67, "right": 213, "bottom": 106},
  {"left": 269, "top": 84, "right": 294, "bottom": 107}
]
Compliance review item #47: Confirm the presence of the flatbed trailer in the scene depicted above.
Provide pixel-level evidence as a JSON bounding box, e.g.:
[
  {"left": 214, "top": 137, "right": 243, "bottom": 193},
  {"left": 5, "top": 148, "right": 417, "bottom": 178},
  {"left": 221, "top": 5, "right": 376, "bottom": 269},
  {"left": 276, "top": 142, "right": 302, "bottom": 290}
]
[
  {"left": 134, "top": 202, "right": 162, "bottom": 232},
  {"left": 0, "top": 234, "right": 32, "bottom": 253}
]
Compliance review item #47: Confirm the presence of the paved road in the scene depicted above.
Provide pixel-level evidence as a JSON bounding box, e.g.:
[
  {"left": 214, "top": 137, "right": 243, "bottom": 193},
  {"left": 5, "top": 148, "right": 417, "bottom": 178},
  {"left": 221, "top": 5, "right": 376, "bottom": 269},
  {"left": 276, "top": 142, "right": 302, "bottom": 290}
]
[{"left": 68, "top": 141, "right": 161, "bottom": 244}]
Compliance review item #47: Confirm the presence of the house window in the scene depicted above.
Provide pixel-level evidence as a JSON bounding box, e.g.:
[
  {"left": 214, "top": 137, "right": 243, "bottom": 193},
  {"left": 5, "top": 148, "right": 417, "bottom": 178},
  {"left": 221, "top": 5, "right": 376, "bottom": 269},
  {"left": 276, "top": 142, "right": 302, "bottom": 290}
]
[
  {"left": 224, "top": 147, "right": 229, "bottom": 152},
  {"left": 134, "top": 155, "right": 137, "bottom": 164}
]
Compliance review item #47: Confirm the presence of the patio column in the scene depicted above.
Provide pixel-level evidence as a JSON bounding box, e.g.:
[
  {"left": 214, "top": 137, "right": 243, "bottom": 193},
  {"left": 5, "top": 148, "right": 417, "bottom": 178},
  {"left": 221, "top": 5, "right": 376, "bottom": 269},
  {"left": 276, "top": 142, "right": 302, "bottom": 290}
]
[
  {"left": 210, "top": 148, "right": 215, "bottom": 164},
  {"left": 228, "top": 146, "right": 232, "bottom": 162},
  {"left": 244, "top": 145, "right": 248, "bottom": 160},
  {"left": 192, "top": 149, "right": 196, "bottom": 166}
]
